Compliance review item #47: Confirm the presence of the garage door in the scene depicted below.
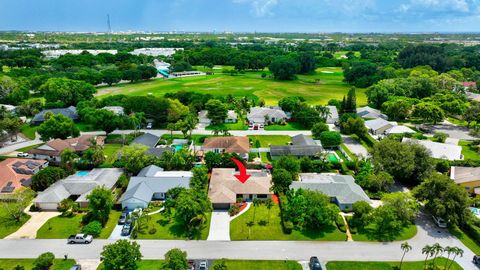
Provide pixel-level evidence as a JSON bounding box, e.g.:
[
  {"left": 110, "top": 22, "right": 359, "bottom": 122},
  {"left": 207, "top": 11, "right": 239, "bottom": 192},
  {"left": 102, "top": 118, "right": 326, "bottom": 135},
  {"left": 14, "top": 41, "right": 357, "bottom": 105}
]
[{"left": 213, "top": 203, "right": 230, "bottom": 210}]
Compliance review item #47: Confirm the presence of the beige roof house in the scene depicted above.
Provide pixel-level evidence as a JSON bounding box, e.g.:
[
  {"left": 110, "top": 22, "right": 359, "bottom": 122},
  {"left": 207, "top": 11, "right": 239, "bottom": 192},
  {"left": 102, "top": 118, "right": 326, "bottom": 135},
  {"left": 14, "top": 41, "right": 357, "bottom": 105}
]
[
  {"left": 202, "top": 136, "right": 250, "bottom": 156},
  {"left": 208, "top": 168, "right": 273, "bottom": 209}
]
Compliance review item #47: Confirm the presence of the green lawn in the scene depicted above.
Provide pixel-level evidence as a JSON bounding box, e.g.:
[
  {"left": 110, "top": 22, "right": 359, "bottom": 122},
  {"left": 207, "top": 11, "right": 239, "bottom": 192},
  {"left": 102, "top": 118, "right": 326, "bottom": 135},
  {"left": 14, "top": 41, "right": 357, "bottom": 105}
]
[
  {"left": 352, "top": 224, "right": 417, "bottom": 242},
  {"left": 37, "top": 211, "right": 121, "bottom": 239},
  {"left": 248, "top": 135, "right": 292, "bottom": 147},
  {"left": 211, "top": 260, "right": 302, "bottom": 270},
  {"left": 230, "top": 204, "right": 345, "bottom": 241},
  {"left": 103, "top": 144, "right": 122, "bottom": 159},
  {"left": 96, "top": 67, "right": 367, "bottom": 106},
  {"left": 0, "top": 205, "right": 31, "bottom": 239},
  {"left": 449, "top": 225, "right": 480, "bottom": 255},
  {"left": 20, "top": 124, "right": 37, "bottom": 140},
  {"left": 75, "top": 122, "right": 95, "bottom": 132},
  {"left": 326, "top": 258, "right": 462, "bottom": 270},
  {"left": 460, "top": 140, "right": 480, "bottom": 161},
  {"left": 136, "top": 211, "right": 211, "bottom": 240},
  {"left": 206, "top": 121, "right": 249, "bottom": 131},
  {"left": 264, "top": 122, "right": 307, "bottom": 131},
  {"left": 0, "top": 259, "right": 76, "bottom": 270},
  {"left": 16, "top": 143, "right": 44, "bottom": 153}
]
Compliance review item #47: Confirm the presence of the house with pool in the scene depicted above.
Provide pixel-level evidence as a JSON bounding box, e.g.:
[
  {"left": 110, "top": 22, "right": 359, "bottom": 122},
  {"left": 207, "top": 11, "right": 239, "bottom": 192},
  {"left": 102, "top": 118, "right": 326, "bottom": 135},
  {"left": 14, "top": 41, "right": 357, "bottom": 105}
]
[
  {"left": 451, "top": 166, "right": 480, "bottom": 194},
  {"left": 270, "top": 134, "right": 323, "bottom": 160}
]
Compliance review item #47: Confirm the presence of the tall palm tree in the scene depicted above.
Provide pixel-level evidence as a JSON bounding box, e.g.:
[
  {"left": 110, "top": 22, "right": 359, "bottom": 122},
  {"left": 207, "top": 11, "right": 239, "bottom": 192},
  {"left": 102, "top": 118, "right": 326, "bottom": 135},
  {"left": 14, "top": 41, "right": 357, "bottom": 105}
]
[
  {"left": 60, "top": 148, "right": 78, "bottom": 174},
  {"left": 315, "top": 105, "right": 332, "bottom": 121},
  {"left": 443, "top": 246, "right": 454, "bottom": 270},
  {"left": 252, "top": 198, "right": 261, "bottom": 224},
  {"left": 422, "top": 245, "right": 433, "bottom": 270},
  {"left": 400, "top": 242, "right": 412, "bottom": 270},
  {"left": 448, "top": 247, "right": 463, "bottom": 270},
  {"left": 430, "top": 243, "right": 443, "bottom": 268},
  {"left": 265, "top": 198, "right": 273, "bottom": 224}
]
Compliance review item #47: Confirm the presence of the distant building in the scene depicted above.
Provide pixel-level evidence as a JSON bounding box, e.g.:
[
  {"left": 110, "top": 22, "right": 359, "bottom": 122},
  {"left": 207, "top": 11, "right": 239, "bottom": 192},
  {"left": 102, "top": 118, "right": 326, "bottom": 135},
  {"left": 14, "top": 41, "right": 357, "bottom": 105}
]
[
  {"left": 42, "top": 50, "right": 117, "bottom": 59},
  {"left": 31, "top": 106, "right": 79, "bottom": 125},
  {"left": 102, "top": 106, "right": 124, "bottom": 115},
  {"left": 29, "top": 135, "right": 105, "bottom": 162},
  {"left": 270, "top": 134, "right": 323, "bottom": 160},
  {"left": 208, "top": 168, "right": 273, "bottom": 209},
  {"left": 402, "top": 138, "right": 463, "bottom": 161},
  {"left": 0, "top": 158, "right": 48, "bottom": 193},
  {"left": 130, "top": 48, "right": 183, "bottom": 57},
  {"left": 34, "top": 168, "right": 123, "bottom": 210},
  {"left": 121, "top": 165, "right": 192, "bottom": 210},
  {"left": 357, "top": 106, "right": 388, "bottom": 120},
  {"left": 451, "top": 166, "right": 480, "bottom": 194},
  {"left": 247, "top": 107, "right": 288, "bottom": 125},
  {"left": 365, "top": 118, "right": 415, "bottom": 136},
  {"left": 202, "top": 136, "right": 250, "bottom": 159},
  {"left": 326, "top": 106, "right": 339, "bottom": 125},
  {"left": 291, "top": 173, "right": 371, "bottom": 211}
]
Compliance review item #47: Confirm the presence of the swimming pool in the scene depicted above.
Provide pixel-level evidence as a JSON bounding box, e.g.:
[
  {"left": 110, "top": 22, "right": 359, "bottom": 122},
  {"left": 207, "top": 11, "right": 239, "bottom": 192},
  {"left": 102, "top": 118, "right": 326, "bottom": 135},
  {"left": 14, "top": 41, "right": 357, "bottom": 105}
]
[
  {"left": 327, "top": 153, "right": 338, "bottom": 162},
  {"left": 470, "top": 207, "right": 480, "bottom": 217},
  {"left": 174, "top": 145, "right": 183, "bottom": 152},
  {"left": 76, "top": 171, "right": 89, "bottom": 177}
]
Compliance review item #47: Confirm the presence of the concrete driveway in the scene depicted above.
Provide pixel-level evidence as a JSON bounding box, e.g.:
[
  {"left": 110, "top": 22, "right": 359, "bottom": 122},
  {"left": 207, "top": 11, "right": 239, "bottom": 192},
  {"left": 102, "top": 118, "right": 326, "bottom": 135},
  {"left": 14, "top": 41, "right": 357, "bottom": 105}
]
[
  {"left": 426, "top": 123, "right": 477, "bottom": 141},
  {"left": 341, "top": 135, "right": 369, "bottom": 158},
  {"left": 207, "top": 210, "right": 231, "bottom": 241},
  {"left": 5, "top": 210, "right": 60, "bottom": 239}
]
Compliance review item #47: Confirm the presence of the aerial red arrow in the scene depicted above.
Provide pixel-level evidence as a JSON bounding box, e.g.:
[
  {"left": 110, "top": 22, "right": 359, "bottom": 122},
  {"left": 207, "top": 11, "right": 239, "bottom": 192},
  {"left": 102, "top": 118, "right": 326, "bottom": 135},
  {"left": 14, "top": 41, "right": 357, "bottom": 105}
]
[{"left": 231, "top": 158, "right": 251, "bottom": 183}]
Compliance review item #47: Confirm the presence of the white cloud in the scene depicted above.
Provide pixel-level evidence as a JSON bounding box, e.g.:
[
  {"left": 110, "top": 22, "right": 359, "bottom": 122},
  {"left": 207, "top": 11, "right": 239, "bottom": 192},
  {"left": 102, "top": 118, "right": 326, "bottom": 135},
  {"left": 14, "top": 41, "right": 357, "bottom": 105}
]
[
  {"left": 233, "top": 0, "right": 279, "bottom": 17},
  {"left": 406, "top": 0, "right": 470, "bottom": 12}
]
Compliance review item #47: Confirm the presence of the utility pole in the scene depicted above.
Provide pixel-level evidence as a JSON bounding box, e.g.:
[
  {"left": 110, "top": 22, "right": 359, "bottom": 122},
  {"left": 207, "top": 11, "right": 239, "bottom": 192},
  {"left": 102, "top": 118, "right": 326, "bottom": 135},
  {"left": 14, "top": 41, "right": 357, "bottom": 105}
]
[{"left": 107, "top": 14, "right": 112, "bottom": 43}]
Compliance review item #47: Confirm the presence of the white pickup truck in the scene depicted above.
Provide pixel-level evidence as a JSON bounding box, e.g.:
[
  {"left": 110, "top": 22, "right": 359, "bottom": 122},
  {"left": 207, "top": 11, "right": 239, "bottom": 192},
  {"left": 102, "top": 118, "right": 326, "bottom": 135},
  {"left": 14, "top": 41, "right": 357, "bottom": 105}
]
[{"left": 67, "top": 234, "right": 93, "bottom": 244}]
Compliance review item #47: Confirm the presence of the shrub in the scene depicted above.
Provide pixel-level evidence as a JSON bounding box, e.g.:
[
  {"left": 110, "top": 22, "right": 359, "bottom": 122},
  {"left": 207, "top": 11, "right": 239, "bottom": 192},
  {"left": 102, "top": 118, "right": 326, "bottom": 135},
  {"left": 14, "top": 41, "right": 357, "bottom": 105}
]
[
  {"left": 33, "top": 252, "right": 55, "bottom": 270},
  {"left": 228, "top": 205, "right": 240, "bottom": 216},
  {"left": 117, "top": 174, "right": 129, "bottom": 190},
  {"left": 433, "top": 132, "right": 448, "bottom": 143},
  {"left": 436, "top": 160, "right": 450, "bottom": 173},
  {"left": 82, "top": 221, "right": 102, "bottom": 237},
  {"left": 149, "top": 228, "right": 157, "bottom": 235},
  {"left": 283, "top": 221, "right": 294, "bottom": 234}
]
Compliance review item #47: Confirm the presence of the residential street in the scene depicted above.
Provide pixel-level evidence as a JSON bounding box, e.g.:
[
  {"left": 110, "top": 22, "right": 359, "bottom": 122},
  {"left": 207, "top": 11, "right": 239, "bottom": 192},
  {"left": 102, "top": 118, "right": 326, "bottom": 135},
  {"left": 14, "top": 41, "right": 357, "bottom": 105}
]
[{"left": 0, "top": 213, "right": 475, "bottom": 269}]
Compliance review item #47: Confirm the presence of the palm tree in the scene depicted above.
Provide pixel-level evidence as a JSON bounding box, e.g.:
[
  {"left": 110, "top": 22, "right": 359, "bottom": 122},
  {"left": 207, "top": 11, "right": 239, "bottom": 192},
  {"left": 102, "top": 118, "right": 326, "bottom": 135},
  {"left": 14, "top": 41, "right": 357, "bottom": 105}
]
[
  {"left": 430, "top": 243, "right": 443, "bottom": 268},
  {"left": 167, "top": 123, "right": 176, "bottom": 140},
  {"left": 265, "top": 198, "right": 273, "bottom": 224},
  {"left": 399, "top": 242, "right": 412, "bottom": 270},
  {"left": 315, "top": 105, "right": 332, "bottom": 121},
  {"left": 422, "top": 245, "right": 433, "bottom": 270},
  {"left": 448, "top": 247, "right": 463, "bottom": 270},
  {"left": 60, "top": 148, "right": 78, "bottom": 174},
  {"left": 252, "top": 199, "right": 261, "bottom": 224},
  {"left": 443, "top": 246, "right": 454, "bottom": 270}
]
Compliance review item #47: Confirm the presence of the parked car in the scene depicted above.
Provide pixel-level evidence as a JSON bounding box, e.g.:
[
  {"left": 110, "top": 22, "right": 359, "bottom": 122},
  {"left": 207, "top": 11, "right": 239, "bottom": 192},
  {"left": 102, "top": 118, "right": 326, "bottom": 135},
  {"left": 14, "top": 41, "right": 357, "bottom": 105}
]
[
  {"left": 432, "top": 215, "right": 447, "bottom": 228},
  {"left": 146, "top": 122, "right": 153, "bottom": 129},
  {"left": 309, "top": 256, "right": 322, "bottom": 270},
  {"left": 16, "top": 152, "right": 28, "bottom": 157},
  {"left": 118, "top": 212, "right": 128, "bottom": 225},
  {"left": 121, "top": 223, "right": 132, "bottom": 236},
  {"left": 70, "top": 264, "right": 81, "bottom": 270},
  {"left": 473, "top": 255, "right": 480, "bottom": 267},
  {"left": 67, "top": 234, "right": 93, "bottom": 244},
  {"left": 198, "top": 260, "right": 208, "bottom": 270},
  {"left": 188, "top": 260, "right": 195, "bottom": 270}
]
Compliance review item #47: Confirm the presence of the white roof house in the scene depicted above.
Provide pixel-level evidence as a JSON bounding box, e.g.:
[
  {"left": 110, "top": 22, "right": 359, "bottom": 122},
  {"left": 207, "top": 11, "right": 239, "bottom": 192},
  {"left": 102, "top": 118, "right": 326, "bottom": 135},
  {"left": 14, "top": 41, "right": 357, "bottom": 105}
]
[
  {"left": 42, "top": 50, "right": 117, "bottom": 59},
  {"left": 198, "top": 110, "right": 238, "bottom": 125},
  {"left": 247, "top": 107, "right": 288, "bottom": 124},
  {"left": 386, "top": 125, "right": 416, "bottom": 135},
  {"left": 365, "top": 118, "right": 395, "bottom": 135},
  {"left": 326, "top": 106, "right": 339, "bottom": 124},
  {"left": 402, "top": 138, "right": 463, "bottom": 161},
  {"left": 102, "top": 106, "right": 125, "bottom": 115},
  {"left": 357, "top": 106, "right": 388, "bottom": 120},
  {"left": 121, "top": 165, "right": 192, "bottom": 210},
  {"left": 130, "top": 48, "right": 183, "bottom": 57}
]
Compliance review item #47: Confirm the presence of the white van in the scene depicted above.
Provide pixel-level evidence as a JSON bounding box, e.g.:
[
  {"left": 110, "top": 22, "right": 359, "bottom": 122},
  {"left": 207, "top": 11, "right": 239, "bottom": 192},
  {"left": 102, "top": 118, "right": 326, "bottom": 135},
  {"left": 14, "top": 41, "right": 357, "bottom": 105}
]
[{"left": 432, "top": 215, "right": 447, "bottom": 228}]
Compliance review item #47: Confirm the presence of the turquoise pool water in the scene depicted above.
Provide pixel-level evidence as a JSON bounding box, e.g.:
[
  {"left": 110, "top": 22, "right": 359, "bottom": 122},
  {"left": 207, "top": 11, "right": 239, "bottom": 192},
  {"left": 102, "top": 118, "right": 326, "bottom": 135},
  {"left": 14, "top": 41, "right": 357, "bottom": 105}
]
[
  {"left": 327, "top": 153, "right": 338, "bottom": 162},
  {"left": 174, "top": 145, "right": 183, "bottom": 152},
  {"left": 76, "top": 171, "right": 89, "bottom": 177}
]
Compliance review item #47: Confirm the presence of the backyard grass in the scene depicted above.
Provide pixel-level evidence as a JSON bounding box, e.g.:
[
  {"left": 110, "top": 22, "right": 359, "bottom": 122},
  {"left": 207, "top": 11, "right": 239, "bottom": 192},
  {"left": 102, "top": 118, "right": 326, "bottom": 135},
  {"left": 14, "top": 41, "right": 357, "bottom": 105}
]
[
  {"left": 230, "top": 204, "right": 345, "bottom": 241},
  {"left": 264, "top": 122, "right": 307, "bottom": 130},
  {"left": 0, "top": 259, "right": 76, "bottom": 270},
  {"left": 136, "top": 210, "right": 211, "bottom": 240},
  {"left": 96, "top": 67, "right": 367, "bottom": 106},
  {"left": 449, "top": 225, "right": 480, "bottom": 255},
  {"left": 206, "top": 121, "right": 248, "bottom": 131},
  {"left": 326, "top": 258, "right": 462, "bottom": 270},
  {"left": 99, "top": 210, "right": 122, "bottom": 239},
  {"left": 460, "top": 140, "right": 480, "bottom": 161},
  {"left": 211, "top": 260, "right": 302, "bottom": 270},
  {"left": 352, "top": 224, "right": 417, "bottom": 242},
  {"left": 0, "top": 205, "right": 31, "bottom": 239},
  {"left": 247, "top": 135, "right": 292, "bottom": 147},
  {"left": 20, "top": 124, "right": 37, "bottom": 140},
  {"left": 340, "top": 143, "right": 356, "bottom": 159},
  {"left": 103, "top": 144, "right": 122, "bottom": 159}
]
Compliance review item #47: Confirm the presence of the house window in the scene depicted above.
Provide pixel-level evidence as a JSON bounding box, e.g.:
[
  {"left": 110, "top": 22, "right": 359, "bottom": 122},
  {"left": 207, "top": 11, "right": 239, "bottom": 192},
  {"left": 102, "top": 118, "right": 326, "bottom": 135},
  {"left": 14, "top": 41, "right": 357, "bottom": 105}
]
[{"left": 257, "top": 194, "right": 267, "bottom": 199}]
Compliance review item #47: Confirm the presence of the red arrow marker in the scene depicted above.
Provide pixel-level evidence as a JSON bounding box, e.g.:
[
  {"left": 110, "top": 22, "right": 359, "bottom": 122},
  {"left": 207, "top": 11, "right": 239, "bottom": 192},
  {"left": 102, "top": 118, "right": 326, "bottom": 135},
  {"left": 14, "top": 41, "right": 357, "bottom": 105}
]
[{"left": 231, "top": 158, "right": 251, "bottom": 183}]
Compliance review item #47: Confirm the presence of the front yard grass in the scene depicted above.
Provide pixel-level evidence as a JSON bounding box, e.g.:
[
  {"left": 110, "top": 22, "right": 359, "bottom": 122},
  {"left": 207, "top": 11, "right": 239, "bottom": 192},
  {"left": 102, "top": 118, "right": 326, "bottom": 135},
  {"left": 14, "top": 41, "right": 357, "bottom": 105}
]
[
  {"left": 136, "top": 210, "right": 211, "bottom": 240},
  {"left": 326, "top": 258, "right": 462, "bottom": 270},
  {"left": 449, "top": 225, "right": 480, "bottom": 255},
  {"left": 211, "top": 260, "right": 302, "bottom": 270},
  {"left": 0, "top": 205, "right": 31, "bottom": 239},
  {"left": 20, "top": 124, "right": 37, "bottom": 140},
  {"left": 230, "top": 204, "right": 345, "bottom": 241},
  {"left": 264, "top": 122, "right": 306, "bottom": 131},
  {"left": 0, "top": 259, "right": 76, "bottom": 270},
  {"left": 352, "top": 224, "right": 417, "bottom": 241},
  {"left": 206, "top": 121, "right": 248, "bottom": 131},
  {"left": 460, "top": 140, "right": 480, "bottom": 161},
  {"left": 248, "top": 135, "right": 291, "bottom": 147}
]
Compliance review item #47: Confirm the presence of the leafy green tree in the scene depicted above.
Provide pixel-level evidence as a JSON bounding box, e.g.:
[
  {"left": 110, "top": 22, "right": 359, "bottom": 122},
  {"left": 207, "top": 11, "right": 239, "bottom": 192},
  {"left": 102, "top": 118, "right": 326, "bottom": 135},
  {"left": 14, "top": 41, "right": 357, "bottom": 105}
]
[
  {"left": 278, "top": 96, "right": 306, "bottom": 113},
  {"left": 189, "top": 166, "right": 209, "bottom": 191},
  {"left": 339, "top": 114, "right": 367, "bottom": 137},
  {"left": 101, "top": 240, "right": 142, "bottom": 270},
  {"left": 174, "top": 189, "right": 211, "bottom": 236},
  {"left": 82, "top": 220, "right": 102, "bottom": 237},
  {"left": 296, "top": 51, "right": 317, "bottom": 74},
  {"left": 60, "top": 148, "right": 78, "bottom": 174},
  {"left": 271, "top": 169, "right": 293, "bottom": 194},
  {"left": 162, "top": 248, "right": 188, "bottom": 270},
  {"left": 268, "top": 56, "right": 300, "bottom": 80},
  {"left": 137, "top": 65, "right": 158, "bottom": 80},
  {"left": 82, "top": 108, "right": 122, "bottom": 134},
  {"left": 344, "top": 87, "right": 357, "bottom": 113},
  {"left": 370, "top": 205, "right": 403, "bottom": 240},
  {"left": 37, "top": 113, "right": 80, "bottom": 141},
  {"left": 433, "top": 132, "right": 448, "bottom": 143},
  {"left": 352, "top": 201, "right": 373, "bottom": 228},
  {"left": 274, "top": 156, "right": 300, "bottom": 178},
  {"left": 101, "top": 68, "right": 123, "bottom": 86},
  {"left": 213, "top": 259, "right": 228, "bottom": 270},
  {"left": 382, "top": 97, "right": 418, "bottom": 121},
  {"left": 360, "top": 171, "right": 394, "bottom": 193},
  {"left": 382, "top": 192, "right": 419, "bottom": 225},
  {"left": 39, "top": 77, "right": 96, "bottom": 106},
  {"left": 31, "top": 167, "right": 68, "bottom": 192},
  {"left": 206, "top": 99, "right": 228, "bottom": 125},
  {"left": 166, "top": 99, "right": 189, "bottom": 123},
  {"left": 303, "top": 190, "right": 340, "bottom": 229},
  {"left": 86, "top": 187, "right": 114, "bottom": 225},
  {"left": 300, "top": 157, "right": 314, "bottom": 173},
  {"left": 344, "top": 61, "right": 382, "bottom": 88},
  {"left": 117, "top": 144, "right": 155, "bottom": 174},
  {"left": 123, "top": 68, "right": 142, "bottom": 82},
  {"left": 412, "top": 102, "right": 445, "bottom": 124},
  {"left": 293, "top": 106, "right": 322, "bottom": 129},
  {"left": 33, "top": 252, "right": 54, "bottom": 270},
  {"left": 464, "top": 102, "right": 480, "bottom": 127},
  {"left": 319, "top": 131, "right": 342, "bottom": 148}
]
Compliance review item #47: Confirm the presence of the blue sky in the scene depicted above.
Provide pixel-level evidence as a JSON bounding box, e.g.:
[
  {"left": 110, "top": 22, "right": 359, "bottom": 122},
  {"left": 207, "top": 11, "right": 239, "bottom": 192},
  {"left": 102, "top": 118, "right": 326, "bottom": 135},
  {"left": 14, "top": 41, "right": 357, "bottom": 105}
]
[{"left": 1, "top": 0, "right": 480, "bottom": 32}]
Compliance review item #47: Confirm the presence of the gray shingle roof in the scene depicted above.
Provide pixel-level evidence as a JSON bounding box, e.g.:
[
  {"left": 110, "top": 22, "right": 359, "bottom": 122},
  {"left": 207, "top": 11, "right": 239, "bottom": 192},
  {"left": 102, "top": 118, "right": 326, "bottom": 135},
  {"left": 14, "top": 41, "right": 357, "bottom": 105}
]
[
  {"left": 32, "top": 106, "right": 79, "bottom": 124},
  {"left": 271, "top": 134, "right": 322, "bottom": 157},
  {"left": 292, "top": 134, "right": 316, "bottom": 146},
  {"left": 291, "top": 173, "right": 371, "bottom": 205},
  {"left": 131, "top": 133, "right": 160, "bottom": 148}
]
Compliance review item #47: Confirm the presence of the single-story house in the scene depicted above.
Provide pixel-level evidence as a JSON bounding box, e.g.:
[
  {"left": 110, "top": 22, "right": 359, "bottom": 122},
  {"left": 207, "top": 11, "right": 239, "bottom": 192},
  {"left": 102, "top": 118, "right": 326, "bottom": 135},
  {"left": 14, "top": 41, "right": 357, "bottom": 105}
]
[
  {"left": 208, "top": 168, "right": 273, "bottom": 209},
  {"left": 198, "top": 110, "right": 238, "bottom": 125},
  {"left": 29, "top": 135, "right": 105, "bottom": 162},
  {"left": 202, "top": 136, "right": 250, "bottom": 159},
  {"left": 451, "top": 166, "right": 480, "bottom": 194},
  {"left": 385, "top": 125, "right": 416, "bottom": 135},
  {"left": 270, "top": 134, "right": 323, "bottom": 160},
  {"left": 131, "top": 133, "right": 160, "bottom": 148},
  {"left": 357, "top": 106, "right": 388, "bottom": 120},
  {"left": 326, "top": 106, "right": 339, "bottom": 125},
  {"left": 0, "top": 158, "right": 48, "bottom": 193},
  {"left": 402, "top": 138, "right": 463, "bottom": 161},
  {"left": 121, "top": 165, "right": 192, "bottom": 210},
  {"left": 247, "top": 106, "right": 288, "bottom": 125},
  {"left": 146, "top": 146, "right": 174, "bottom": 157},
  {"left": 365, "top": 118, "right": 395, "bottom": 135},
  {"left": 34, "top": 168, "right": 123, "bottom": 210},
  {"left": 290, "top": 173, "right": 371, "bottom": 211},
  {"left": 31, "top": 106, "right": 79, "bottom": 125},
  {"left": 102, "top": 106, "right": 125, "bottom": 115}
]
